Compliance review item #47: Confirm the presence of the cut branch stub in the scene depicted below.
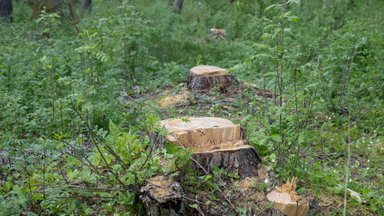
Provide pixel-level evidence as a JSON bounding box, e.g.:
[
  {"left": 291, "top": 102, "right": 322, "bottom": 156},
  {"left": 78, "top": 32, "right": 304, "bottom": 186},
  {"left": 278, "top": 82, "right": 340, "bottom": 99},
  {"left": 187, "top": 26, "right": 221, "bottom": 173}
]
[
  {"left": 161, "top": 117, "right": 261, "bottom": 178},
  {"left": 188, "top": 65, "right": 234, "bottom": 90},
  {"left": 266, "top": 177, "right": 309, "bottom": 216}
]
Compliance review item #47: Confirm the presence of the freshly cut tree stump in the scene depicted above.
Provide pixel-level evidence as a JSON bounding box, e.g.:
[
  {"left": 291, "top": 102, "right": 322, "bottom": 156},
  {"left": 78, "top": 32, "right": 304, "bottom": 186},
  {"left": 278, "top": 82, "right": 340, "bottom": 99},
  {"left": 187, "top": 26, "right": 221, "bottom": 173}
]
[
  {"left": 266, "top": 177, "right": 309, "bottom": 216},
  {"left": 140, "top": 176, "right": 186, "bottom": 216},
  {"left": 187, "top": 65, "right": 234, "bottom": 90},
  {"left": 161, "top": 117, "right": 261, "bottom": 178}
]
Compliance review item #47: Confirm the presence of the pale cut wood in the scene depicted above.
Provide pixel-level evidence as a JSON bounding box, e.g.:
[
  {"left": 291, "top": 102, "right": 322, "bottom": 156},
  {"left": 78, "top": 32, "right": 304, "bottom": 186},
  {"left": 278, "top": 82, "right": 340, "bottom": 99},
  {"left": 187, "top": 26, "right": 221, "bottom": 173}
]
[
  {"left": 161, "top": 117, "right": 261, "bottom": 178},
  {"left": 188, "top": 65, "right": 234, "bottom": 90},
  {"left": 190, "top": 65, "right": 227, "bottom": 76},
  {"left": 267, "top": 177, "right": 309, "bottom": 216},
  {"left": 161, "top": 117, "right": 244, "bottom": 152}
]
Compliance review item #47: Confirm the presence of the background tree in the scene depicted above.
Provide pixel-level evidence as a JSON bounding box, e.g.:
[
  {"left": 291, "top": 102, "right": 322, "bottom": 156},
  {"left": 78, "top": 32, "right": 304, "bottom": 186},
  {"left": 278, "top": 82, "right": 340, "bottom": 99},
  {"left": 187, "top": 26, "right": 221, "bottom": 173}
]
[
  {"left": 175, "top": 0, "right": 183, "bottom": 12},
  {"left": 82, "top": 0, "right": 92, "bottom": 12},
  {"left": 0, "top": 0, "right": 12, "bottom": 22}
]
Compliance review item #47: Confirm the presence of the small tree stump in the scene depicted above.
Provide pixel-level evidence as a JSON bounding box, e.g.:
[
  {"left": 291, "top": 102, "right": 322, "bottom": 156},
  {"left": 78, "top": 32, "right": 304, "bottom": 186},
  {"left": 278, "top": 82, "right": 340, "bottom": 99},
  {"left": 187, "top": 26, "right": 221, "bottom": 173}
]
[
  {"left": 187, "top": 65, "right": 234, "bottom": 90},
  {"left": 161, "top": 117, "right": 261, "bottom": 178},
  {"left": 266, "top": 177, "right": 309, "bottom": 216},
  {"left": 140, "top": 176, "right": 186, "bottom": 216}
]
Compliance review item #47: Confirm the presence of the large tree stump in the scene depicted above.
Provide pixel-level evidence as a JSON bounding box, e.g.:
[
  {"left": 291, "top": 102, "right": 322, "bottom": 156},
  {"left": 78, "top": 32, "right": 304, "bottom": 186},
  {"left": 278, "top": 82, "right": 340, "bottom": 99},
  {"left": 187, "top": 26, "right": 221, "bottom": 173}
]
[
  {"left": 187, "top": 65, "right": 234, "bottom": 90},
  {"left": 161, "top": 117, "right": 261, "bottom": 178}
]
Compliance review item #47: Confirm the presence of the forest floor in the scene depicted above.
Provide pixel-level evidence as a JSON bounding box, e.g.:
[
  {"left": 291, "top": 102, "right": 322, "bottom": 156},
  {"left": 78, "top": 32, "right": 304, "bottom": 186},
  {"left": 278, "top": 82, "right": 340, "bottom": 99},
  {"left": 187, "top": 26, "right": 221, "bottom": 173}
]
[{"left": 129, "top": 79, "right": 374, "bottom": 215}]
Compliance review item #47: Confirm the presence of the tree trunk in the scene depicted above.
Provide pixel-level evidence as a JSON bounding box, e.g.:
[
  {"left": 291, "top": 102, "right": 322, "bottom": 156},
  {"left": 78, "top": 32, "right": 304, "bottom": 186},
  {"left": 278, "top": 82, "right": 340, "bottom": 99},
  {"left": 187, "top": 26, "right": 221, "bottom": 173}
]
[
  {"left": 175, "top": 0, "right": 183, "bottom": 13},
  {"left": 82, "top": 0, "right": 92, "bottom": 12},
  {"left": 188, "top": 65, "right": 234, "bottom": 91},
  {"left": 258, "top": 0, "right": 265, "bottom": 17},
  {"left": 323, "top": 0, "right": 327, "bottom": 9},
  {"left": 0, "top": 0, "right": 12, "bottom": 22},
  {"left": 27, "top": 0, "right": 63, "bottom": 18}
]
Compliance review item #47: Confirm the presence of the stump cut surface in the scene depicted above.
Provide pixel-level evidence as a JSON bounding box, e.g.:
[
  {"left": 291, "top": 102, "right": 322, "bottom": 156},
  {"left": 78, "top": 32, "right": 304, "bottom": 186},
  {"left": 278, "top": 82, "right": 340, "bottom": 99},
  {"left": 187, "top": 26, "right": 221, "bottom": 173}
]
[
  {"left": 161, "top": 117, "right": 244, "bottom": 152},
  {"left": 189, "top": 65, "right": 227, "bottom": 77}
]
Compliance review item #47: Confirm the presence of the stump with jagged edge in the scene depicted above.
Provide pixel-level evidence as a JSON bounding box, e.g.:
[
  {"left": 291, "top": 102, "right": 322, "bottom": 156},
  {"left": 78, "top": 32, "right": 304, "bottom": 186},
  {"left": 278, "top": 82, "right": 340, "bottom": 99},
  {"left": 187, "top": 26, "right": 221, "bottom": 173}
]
[
  {"left": 140, "top": 176, "right": 187, "bottom": 216},
  {"left": 187, "top": 65, "right": 234, "bottom": 90},
  {"left": 266, "top": 177, "right": 309, "bottom": 216},
  {"left": 160, "top": 117, "right": 261, "bottom": 178}
]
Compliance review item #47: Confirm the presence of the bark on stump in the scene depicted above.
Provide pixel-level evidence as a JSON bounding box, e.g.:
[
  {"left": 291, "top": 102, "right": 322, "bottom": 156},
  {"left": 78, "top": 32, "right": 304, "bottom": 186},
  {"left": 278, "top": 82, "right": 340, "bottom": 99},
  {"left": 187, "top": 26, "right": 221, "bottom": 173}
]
[
  {"left": 187, "top": 65, "right": 234, "bottom": 90},
  {"left": 161, "top": 117, "right": 261, "bottom": 178}
]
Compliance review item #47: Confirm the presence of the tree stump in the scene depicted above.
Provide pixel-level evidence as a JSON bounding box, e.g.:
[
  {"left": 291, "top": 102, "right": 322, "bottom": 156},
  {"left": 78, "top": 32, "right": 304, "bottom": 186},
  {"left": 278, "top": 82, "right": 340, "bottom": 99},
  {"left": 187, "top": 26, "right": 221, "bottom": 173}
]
[
  {"left": 266, "top": 177, "right": 309, "bottom": 216},
  {"left": 187, "top": 65, "right": 234, "bottom": 90},
  {"left": 161, "top": 117, "right": 261, "bottom": 178},
  {"left": 140, "top": 176, "right": 186, "bottom": 216}
]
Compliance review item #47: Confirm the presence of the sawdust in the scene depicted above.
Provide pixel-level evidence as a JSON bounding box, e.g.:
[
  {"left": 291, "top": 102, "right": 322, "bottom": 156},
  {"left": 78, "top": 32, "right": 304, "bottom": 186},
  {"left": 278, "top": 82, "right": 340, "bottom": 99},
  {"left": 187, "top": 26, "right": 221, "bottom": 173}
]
[
  {"left": 318, "top": 193, "right": 343, "bottom": 208},
  {"left": 232, "top": 165, "right": 272, "bottom": 211},
  {"left": 158, "top": 89, "right": 190, "bottom": 108}
]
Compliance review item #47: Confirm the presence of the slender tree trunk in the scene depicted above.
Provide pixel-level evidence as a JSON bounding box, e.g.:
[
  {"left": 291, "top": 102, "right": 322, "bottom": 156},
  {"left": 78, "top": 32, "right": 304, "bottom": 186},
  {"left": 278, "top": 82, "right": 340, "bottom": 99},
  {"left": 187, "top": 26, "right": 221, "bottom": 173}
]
[
  {"left": 0, "top": 0, "right": 13, "bottom": 22},
  {"left": 197, "top": 0, "right": 202, "bottom": 23},
  {"left": 323, "top": 0, "right": 327, "bottom": 9},
  {"left": 82, "top": 0, "right": 92, "bottom": 12},
  {"left": 175, "top": 0, "right": 183, "bottom": 13},
  {"left": 257, "top": 0, "right": 266, "bottom": 17}
]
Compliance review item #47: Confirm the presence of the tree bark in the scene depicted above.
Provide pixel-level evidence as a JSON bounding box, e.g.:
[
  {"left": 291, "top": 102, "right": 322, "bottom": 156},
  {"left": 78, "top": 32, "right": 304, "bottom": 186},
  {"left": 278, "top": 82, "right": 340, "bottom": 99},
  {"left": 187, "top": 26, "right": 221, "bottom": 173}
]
[
  {"left": 27, "top": 0, "right": 63, "bottom": 18},
  {"left": 175, "top": 0, "right": 183, "bottom": 13},
  {"left": 188, "top": 65, "right": 234, "bottom": 90},
  {"left": 82, "top": 0, "right": 92, "bottom": 12},
  {"left": 323, "top": 0, "right": 327, "bottom": 9},
  {"left": 0, "top": 0, "right": 12, "bottom": 22},
  {"left": 192, "top": 146, "right": 261, "bottom": 178}
]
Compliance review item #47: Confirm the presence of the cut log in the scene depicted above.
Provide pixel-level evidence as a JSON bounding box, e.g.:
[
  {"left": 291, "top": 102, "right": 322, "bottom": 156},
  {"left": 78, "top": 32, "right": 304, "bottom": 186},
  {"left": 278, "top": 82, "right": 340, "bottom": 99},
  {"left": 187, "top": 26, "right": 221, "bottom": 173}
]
[
  {"left": 161, "top": 117, "right": 261, "bottom": 178},
  {"left": 140, "top": 176, "right": 186, "bottom": 216},
  {"left": 266, "top": 177, "right": 309, "bottom": 216},
  {"left": 188, "top": 65, "right": 234, "bottom": 90}
]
